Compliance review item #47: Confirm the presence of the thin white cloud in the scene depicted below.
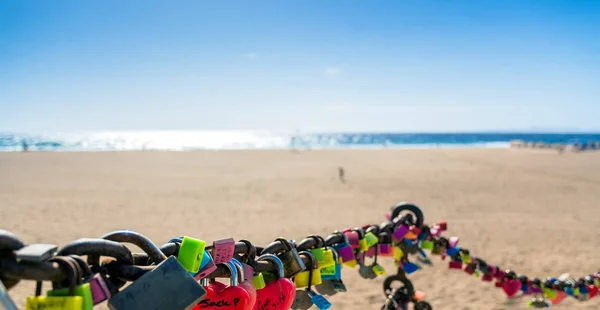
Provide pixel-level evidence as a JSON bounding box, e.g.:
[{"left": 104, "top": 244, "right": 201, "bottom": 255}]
[
  {"left": 323, "top": 67, "right": 341, "bottom": 76},
  {"left": 243, "top": 52, "right": 258, "bottom": 59}
]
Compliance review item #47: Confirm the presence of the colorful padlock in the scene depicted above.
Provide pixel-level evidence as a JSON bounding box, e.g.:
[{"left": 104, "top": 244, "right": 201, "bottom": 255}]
[
  {"left": 27, "top": 258, "right": 83, "bottom": 310},
  {"left": 177, "top": 236, "right": 206, "bottom": 273},
  {"left": 294, "top": 251, "right": 322, "bottom": 288}
]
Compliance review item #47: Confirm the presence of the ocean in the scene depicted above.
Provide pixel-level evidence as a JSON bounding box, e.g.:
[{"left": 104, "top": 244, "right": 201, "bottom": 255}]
[{"left": 1, "top": 131, "right": 600, "bottom": 152}]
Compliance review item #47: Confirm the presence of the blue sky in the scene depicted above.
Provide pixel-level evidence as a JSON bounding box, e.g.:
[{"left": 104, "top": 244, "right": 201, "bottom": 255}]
[{"left": 1, "top": 0, "right": 599, "bottom": 133}]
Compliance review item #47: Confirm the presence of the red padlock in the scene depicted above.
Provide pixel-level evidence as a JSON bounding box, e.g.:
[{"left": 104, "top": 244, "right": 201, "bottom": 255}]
[
  {"left": 193, "top": 262, "right": 253, "bottom": 310},
  {"left": 252, "top": 254, "right": 296, "bottom": 310},
  {"left": 438, "top": 221, "right": 447, "bottom": 231}
]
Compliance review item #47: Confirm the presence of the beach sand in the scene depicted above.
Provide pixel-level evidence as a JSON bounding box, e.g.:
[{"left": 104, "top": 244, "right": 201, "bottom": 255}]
[{"left": 1, "top": 149, "right": 599, "bottom": 309}]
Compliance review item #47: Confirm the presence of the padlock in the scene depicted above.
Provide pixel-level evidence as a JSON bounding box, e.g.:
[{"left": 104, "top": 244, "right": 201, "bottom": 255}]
[
  {"left": 272, "top": 238, "right": 306, "bottom": 278},
  {"left": 364, "top": 231, "right": 379, "bottom": 248},
  {"left": 378, "top": 243, "right": 392, "bottom": 256},
  {"left": 193, "top": 261, "right": 253, "bottom": 310},
  {"left": 294, "top": 251, "right": 322, "bottom": 287},
  {"left": 230, "top": 259, "right": 257, "bottom": 308},
  {"left": 194, "top": 251, "right": 217, "bottom": 280},
  {"left": 329, "top": 232, "right": 355, "bottom": 263},
  {"left": 319, "top": 247, "right": 335, "bottom": 269},
  {"left": 27, "top": 258, "right": 83, "bottom": 310},
  {"left": 351, "top": 228, "right": 369, "bottom": 252},
  {"left": 46, "top": 256, "right": 93, "bottom": 310},
  {"left": 449, "top": 259, "right": 463, "bottom": 269},
  {"left": 401, "top": 260, "right": 420, "bottom": 274},
  {"left": 15, "top": 243, "right": 58, "bottom": 263},
  {"left": 252, "top": 254, "right": 296, "bottom": 310},
  {"left": 343, "top": 230, "right": 360, "bottom": 249},
  {"left": 393, "top": 247, "right": 404, "bottom": 261},
  {"left": 392, "top": 224, "right": 410, "bottom": 241},
  {"left": 212, "top": 238, "right": 236, "bottom": 264},
  {"left": 421, "top": 240, "right": 434, "bottom": 250},
  {"left": 320, "top": 248, "right": 341, "bottom": 281},
  {"left": 447, "top": 246, "right": 460, "bottom": 257},
  {"left": 306, "top": 289, "right": 331, "bottom": 310},
  {"left": 108, "top": 256, "right": 206, "bottom": 310},
  {"left": 308, "top": 248, "right": 325, "bottom": 267},
  {"left": 252, "top": 273, "right": 266, "bottom": 290},
  {"left": 69, "top": 255, "right": 110, "bottom": 306},
  {"left": 0, "top": 279, "right": 18, "bottom": 310},
  {"left": 177, "top": 236, "right": 206, "bottom": 273},
  {"left": 448, "top": 236, "right": 459, "bottom": 248}
]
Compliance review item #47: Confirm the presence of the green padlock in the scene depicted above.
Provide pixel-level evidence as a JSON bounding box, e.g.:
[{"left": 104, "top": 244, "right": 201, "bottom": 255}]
[
  {"left": 252, "top": 273, "right": 266, "bottom": 289},
  {"left": 309, "top": 248, "right": 325, "bottom": 267},
  {"left": 177, "top": 236, "right": 206, "bottom": 273},
  {"left": 364, "top": 232, "right": 379, "bottom": 248},
  {"left": 421, "top": 240, "right": 434, "bottom": 250}
]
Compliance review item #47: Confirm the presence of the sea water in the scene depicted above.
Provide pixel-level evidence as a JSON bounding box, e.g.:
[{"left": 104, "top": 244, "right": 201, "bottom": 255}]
[{"left": 1, "top": 131, "right": 600, "bottom": 152}]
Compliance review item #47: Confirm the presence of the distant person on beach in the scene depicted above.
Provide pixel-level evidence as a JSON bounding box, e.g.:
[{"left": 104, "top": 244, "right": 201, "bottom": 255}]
[
  {"left": 338, "top": 166, "right": 346, "bottom": 183},
  {"left": 22, "top": 140, "right": 28, "bottom": 152}
]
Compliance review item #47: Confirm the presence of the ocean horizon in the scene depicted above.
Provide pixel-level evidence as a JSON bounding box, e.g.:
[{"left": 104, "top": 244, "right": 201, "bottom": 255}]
[{"left": 2, "top": 131, "right": 600, "bottom": 152}]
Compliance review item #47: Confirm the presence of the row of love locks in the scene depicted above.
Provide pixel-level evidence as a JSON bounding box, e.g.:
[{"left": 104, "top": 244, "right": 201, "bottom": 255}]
[{"left": 0, "top": 202, "right": 599, "bottom": 310}]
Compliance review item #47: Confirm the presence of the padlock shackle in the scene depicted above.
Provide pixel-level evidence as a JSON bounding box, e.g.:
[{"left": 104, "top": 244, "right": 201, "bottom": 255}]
[
  {"left": 223, "top": 261, "right": 239, "bottom": 286},
  {"left": 255, "top": 254, "right": 285, "bottom": 279},
  {"left": 230, "top": 259, "right": 245, "bottom": 283},
  {"left": 389, "top": 202, "right": 425, "bottom": 229}
]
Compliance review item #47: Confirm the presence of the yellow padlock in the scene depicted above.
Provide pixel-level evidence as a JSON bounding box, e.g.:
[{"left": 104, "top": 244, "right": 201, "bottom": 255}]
[
  {"left": 393, "top": 247, "right": 404, "bottom": 261},
  {"left": 294, "top": 268, "right": 322, "bottom": 287},
  {"left": 294, "top": 251, "right": 322, "bottom": 287},
  {"left": 26, "top": 296, "right": 83, "bottom": 310},
  {"left": 364, "top": 232, "right": 379, "bottom": 248},
  {"left": 460, "top": 253, "right": 471, "bottom": 264},
  {"left": 27, "top": 274, "right": 82, "bottom": 310},
  {"left": 343, "top": 259, "right": 357, "bottom": 268},
  {"left": 372, "top": 264, "right": 386, "bottom": 276},
  {"left": 358, "top": 238, "right": 369, "bottom": 252},
  {"left": 319, "top": 248, "right": 335, "bottom": 269}
]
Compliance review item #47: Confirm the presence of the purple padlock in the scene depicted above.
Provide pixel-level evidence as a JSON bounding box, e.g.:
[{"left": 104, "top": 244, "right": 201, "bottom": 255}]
[
  {"left": 378, "top": 243, "right": 392, "bottom": 256},
  {"left": 392, "top": 224, "right": 410, "bottom": 241},
  {"left": 193, "top": 251, "right": 217, "bottom": 280},
  {"left": 89, "top": 273, "right": 111, "bottom": 305},
  {"left": 332, "top": 234, "right": 356, "bottom": 263}
]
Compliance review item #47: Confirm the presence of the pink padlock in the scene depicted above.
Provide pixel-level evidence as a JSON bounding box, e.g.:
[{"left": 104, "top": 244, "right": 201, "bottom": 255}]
[
  {"left": 448, "top": 236, "right": 459, "bottom": 248},
  {"left": 89, "top": 273, "right": 111, "bottom": 305},
  {"left": 378, "top": 243, "right": 392, "bottom": 256},
  {"left": 392, "top": 224, "right": 410, "bottom": 241},
  {"left": 212, "top": 238, "right": 235, "bottom": 264},
  {"left": 344, "top": 231, "right": 360, "bottom": 249}
]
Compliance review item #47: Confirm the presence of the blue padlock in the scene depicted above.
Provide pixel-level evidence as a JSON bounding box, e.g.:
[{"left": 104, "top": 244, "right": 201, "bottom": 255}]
[
  {"left": 402, "top": 261, "right": 420, "bottom": 274},
  {"left": 447, "top": 247, "right": 460, "bottom": 257},
  {"left": 307, "top": 290, "right": 331, "bottom": 310}
]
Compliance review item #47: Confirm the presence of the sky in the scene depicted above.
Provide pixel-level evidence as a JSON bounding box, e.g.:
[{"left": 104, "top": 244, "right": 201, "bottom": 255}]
[{"left": 1, "top": 0, "right": 599, "bottom": 133}]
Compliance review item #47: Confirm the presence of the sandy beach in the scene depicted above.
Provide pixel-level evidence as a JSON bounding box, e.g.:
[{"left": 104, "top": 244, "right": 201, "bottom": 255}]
[{"left": 1, "top": 149, "right": 599, "bottom": 309}]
